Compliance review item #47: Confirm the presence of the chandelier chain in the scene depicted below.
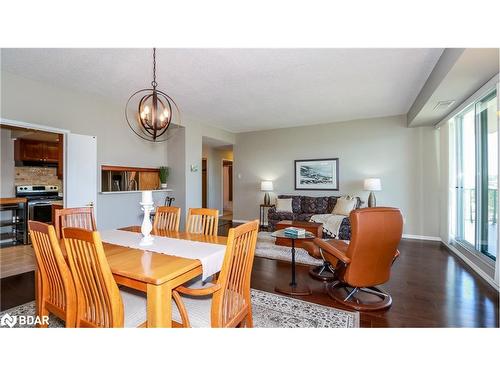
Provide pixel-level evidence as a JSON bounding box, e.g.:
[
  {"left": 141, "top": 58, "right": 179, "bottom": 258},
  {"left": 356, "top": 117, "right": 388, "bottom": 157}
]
[{"left": 151, "top": 48, "right": 157, "bottom": 88}]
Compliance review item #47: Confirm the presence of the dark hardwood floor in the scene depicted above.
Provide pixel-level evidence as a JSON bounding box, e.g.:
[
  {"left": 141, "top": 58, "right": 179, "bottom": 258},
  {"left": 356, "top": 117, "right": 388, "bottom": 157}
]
[{"left": 2, "top": 221, "right": 498, "bottom": 327}]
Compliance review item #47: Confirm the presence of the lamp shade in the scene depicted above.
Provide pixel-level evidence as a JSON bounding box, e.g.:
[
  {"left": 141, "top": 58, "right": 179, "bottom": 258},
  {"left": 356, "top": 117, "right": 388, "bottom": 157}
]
[
  {"left": 364, "top": 178, "right": 382, "bottom": 191},
  {"left": 261, "top": 180, "right": 273, "bottom": 191}
]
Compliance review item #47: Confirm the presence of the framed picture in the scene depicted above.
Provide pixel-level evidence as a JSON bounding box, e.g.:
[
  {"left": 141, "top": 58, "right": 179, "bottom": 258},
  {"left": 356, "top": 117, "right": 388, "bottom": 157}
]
[{"left": 294, "top": 158, "right": 339, "bottom": 190}]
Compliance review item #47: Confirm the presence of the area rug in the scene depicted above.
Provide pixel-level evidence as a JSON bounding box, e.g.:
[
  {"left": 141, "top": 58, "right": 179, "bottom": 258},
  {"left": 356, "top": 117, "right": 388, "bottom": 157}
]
[
  {"left": 0, "top": 289, "right": 358, "bottom": 328},
  {"left": 255, "top": 232, "right": 323, "bottom": 266}
]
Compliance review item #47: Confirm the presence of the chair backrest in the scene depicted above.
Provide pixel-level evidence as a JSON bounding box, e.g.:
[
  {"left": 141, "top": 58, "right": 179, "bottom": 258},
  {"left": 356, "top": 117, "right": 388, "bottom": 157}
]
[
  {"left": 153, "top": 206, "right": 181, "bottom": 231},
  {"left": 211, "top": 220, "right": 259, "bottom": 327},
  {"left": 344, "top": 207, "right": 403, "bottom": 287},
  {"left": 186, "top": 208, "right": 219, "bottom": 236},
  {"left": 54, "top": 207, "right": 97, "bottom": 239},
  {"left": 63, "top": 227, "right": 124, "bottom": 328},
  {"left": 28, "top": 221, "right": 76, "bottom": 326}
]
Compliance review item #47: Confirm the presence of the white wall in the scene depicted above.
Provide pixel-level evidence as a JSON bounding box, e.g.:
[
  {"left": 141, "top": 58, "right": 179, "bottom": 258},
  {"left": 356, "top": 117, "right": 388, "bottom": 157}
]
[
  {"left": 233, "top": 115, "right": 441, "bottom": 237},
  {"left": 1, "top": 71, "right": 169, "bottom": 229},
  {"left": 0, "top": 128, "right": 15, "bottom": 197}
]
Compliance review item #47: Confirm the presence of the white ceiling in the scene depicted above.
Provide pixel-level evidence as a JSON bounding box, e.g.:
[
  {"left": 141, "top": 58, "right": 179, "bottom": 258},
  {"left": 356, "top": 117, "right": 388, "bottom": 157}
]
[{"left": 1, "top": 48, "right": 443, "bottom": 133}]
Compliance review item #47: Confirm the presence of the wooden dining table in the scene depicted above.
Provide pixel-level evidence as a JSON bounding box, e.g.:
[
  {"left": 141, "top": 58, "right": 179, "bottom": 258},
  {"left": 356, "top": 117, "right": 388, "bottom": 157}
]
[{"left": 74, "top": 226, "right": 227, "bottom": 328}]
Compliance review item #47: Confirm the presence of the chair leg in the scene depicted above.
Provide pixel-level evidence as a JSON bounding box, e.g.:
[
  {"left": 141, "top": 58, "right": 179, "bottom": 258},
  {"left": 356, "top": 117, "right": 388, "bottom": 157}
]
[{"left": 308, "top": 260, "right": 336, "bottom": 282}]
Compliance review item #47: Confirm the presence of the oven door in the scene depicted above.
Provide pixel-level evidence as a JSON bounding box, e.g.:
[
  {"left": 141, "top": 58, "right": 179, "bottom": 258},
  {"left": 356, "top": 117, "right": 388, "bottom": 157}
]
[{"left": 28, "top": 201, "right": 53, "bottom": 224}]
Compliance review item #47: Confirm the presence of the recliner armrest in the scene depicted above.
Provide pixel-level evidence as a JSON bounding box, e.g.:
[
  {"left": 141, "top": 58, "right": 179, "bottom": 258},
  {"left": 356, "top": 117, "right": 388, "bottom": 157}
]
[{"left": 313, "top": 237, "right": 351, "bottom": 264}]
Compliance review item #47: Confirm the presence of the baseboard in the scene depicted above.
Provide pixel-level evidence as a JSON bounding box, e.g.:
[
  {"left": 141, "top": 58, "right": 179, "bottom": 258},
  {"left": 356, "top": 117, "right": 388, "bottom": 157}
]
[
  {"left": 232, "top": 219, "right": 250, "bottom": 223},
  {"left": 442, "top": 241, "right": 499, "bottom": 291},
  {"left": 402, "top": 234, "right": 442, "bottom": 242}
]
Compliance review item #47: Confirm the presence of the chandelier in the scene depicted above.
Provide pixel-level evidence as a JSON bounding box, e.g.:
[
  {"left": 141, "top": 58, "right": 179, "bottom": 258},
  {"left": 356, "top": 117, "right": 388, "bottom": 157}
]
[{"left": 125, "top": 48, "right": 180, "bottom": 142}]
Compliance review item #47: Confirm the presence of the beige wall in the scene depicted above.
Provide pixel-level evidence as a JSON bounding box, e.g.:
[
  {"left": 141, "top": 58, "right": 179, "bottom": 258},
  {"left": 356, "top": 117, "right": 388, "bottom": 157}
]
[{"left": 233, "top": 115, "right": 441, "bottom": 237}]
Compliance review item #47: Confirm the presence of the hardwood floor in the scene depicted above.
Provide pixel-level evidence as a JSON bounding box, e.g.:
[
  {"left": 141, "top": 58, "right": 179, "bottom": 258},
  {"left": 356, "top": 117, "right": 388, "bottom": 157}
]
[{"left": 2, "top": 223, "right": 498, "bottom": 327}]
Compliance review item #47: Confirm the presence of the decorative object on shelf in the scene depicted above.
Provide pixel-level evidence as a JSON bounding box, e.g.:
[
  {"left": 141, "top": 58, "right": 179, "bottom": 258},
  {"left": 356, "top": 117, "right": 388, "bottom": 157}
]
[
  {"left": 295, "top": 158, "right": 339, "bottom": 190},
  {"left": 260, "top": 180, "right": 273, "bottom": 205},
  {"left": 159, "top": 166, "right": 169, "bottom": 188},
  {"left": 139, "top": 191, "right": 154, "bottom": 246},
  {"left": 364, "top": 178, "right": 382, "bottom": 207},
  {"left": 125, "top": 48, "right": 180, "bottom": 142}
]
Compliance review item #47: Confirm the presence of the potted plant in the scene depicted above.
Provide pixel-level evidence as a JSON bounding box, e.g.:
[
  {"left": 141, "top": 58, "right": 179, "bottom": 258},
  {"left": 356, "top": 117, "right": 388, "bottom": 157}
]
[{"left": 159, "top": 166, "right": 169, "bottom": 189}]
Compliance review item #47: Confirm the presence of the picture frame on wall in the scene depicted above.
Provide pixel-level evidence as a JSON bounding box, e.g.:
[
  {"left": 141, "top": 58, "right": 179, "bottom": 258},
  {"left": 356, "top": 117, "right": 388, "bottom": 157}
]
[{"left": 294, "top": 158, "right": 339, "bottom": 190}]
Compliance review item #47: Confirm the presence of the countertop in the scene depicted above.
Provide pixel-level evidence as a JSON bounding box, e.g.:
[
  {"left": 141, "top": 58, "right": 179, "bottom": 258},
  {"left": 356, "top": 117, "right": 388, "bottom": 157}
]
[{"left": 0, "top": 197, "right": 28, "bottom": 205}]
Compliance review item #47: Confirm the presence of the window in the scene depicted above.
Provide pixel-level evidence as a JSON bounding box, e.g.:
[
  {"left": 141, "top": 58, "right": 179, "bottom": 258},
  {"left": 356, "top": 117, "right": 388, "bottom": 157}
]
[{"left": 451, "top": 89, "right": 497, "bottom": 261}]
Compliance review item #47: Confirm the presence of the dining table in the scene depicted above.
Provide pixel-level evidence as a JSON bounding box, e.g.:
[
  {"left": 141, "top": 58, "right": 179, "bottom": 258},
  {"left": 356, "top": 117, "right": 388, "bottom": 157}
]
[{"left": 54, "top": 226, "right": 228, "bottom": 328}]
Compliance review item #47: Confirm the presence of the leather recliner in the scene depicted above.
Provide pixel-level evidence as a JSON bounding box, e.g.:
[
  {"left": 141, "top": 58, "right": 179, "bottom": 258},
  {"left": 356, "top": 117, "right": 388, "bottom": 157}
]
[{"left": 309, "top": 207, "right": 403, "bottom": 311}]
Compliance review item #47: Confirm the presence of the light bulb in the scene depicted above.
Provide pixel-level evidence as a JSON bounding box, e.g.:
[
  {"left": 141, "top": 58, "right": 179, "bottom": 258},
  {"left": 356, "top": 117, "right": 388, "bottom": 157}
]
[
  {"left": 163, "top": 109, "right": 169, "bottom": 118},
  {"left": 140, "top": 112, "right": 146, "bottom": 119},
  {"left": 144, "top": 105, "right": 150, "bottom": 114},
  {"left": 159, "top": 114, "right": 165, "bottom": 121}
]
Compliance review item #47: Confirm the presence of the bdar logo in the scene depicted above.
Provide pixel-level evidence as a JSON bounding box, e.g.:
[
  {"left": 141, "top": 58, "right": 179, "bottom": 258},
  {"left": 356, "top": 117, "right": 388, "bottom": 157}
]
[{"left": 1, "top": 313, "right": 17, "bottom": 328}]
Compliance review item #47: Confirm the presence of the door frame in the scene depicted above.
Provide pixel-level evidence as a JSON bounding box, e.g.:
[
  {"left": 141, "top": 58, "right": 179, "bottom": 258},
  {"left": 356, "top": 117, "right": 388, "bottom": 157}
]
[{"left": 1, "top": 117, "right": 68, "bottom": 208}]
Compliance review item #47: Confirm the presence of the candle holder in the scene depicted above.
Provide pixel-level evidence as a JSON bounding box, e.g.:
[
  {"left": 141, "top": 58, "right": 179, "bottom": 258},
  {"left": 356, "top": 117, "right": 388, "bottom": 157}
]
[{"left": 139, "top": 200, "right": 155, "bottom": 246}]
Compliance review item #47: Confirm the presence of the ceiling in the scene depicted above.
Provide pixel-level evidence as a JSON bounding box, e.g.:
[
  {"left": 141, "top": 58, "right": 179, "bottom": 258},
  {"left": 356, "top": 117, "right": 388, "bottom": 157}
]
[{"left": 1, "top": 48, "right": 443, "bottom": 133}]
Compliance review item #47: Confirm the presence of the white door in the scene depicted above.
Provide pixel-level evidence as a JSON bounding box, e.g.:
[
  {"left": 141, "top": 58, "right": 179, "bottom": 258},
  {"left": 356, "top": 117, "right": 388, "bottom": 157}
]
[{"left": 65, "top": 133, "right": 97, "bottom": 211}]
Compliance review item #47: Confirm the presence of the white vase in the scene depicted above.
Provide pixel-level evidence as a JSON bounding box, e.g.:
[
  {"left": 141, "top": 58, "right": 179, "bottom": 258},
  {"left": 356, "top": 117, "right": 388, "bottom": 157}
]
[
  {"left": 160, "top": 183, "right": 168, "bottom": 189},
  {"left": 139, "top": 202, "right": 154, "bottom": 246}
]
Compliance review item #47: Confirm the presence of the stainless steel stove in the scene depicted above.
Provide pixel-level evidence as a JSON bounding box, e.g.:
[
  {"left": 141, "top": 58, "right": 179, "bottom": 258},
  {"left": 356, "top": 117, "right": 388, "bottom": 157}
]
[{"left": 16, "top": 185, "right": 63, "bottom": 225}]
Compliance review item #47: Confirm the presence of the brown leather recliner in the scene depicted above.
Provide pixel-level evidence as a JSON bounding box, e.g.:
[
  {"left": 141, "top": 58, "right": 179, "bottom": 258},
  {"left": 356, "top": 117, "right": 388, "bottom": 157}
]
[{"left": 312, "top": 207, "right": 403, "bottom": 311}]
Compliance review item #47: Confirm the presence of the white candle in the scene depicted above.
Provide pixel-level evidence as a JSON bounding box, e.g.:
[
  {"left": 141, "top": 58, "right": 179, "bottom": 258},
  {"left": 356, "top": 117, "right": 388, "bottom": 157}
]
[{"left": 141, "top": 190, "right": 153, "bottom": 204}]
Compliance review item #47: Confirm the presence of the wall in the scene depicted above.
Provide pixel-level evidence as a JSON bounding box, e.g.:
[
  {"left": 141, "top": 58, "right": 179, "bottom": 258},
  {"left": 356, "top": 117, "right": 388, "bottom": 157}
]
[
  {"left": 233, "top": 115, "right": 441, "bottom": 237},
  {"left": 0, "top": 128, "right": 15, "bottom": 197},
  {"left": 1, "top": 71, "right": 169, "bottom": 229},
  {"left": 202, "top": 144, "right": 233, "bottom": 214}
]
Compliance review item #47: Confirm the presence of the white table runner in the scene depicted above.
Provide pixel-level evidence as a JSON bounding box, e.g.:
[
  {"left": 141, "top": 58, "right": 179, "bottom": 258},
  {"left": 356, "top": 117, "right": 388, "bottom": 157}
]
[{"left": 100, "top": 229, "right": 226, "bottom": 280}]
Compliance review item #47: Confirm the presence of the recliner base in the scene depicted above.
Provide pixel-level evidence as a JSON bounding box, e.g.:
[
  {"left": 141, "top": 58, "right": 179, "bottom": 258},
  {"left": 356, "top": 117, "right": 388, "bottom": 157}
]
[{"left": 327, "top": 282, "right": 393, "bottom": 311}]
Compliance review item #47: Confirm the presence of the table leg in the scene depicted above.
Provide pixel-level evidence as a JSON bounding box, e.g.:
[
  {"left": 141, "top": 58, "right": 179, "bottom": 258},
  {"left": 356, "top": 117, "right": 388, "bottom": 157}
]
[
  {"left": 275, "top": 238, "right": 311, "bottom": 296},
  {"left": 147, "top": 283, "right": 171, "bottom": 328}
]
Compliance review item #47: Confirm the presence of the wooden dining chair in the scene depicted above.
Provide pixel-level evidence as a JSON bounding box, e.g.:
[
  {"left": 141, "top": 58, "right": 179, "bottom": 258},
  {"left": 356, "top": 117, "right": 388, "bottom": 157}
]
[
  {"left": 171, "top": 219, "right": 259, "bottom": 328},
  {"left": 62, "top": 227, "right": 147, "bottom": 328},
  {"left": 28, "top": 221, "right": 77, "bottom": 328},
  {"left": 54, "top": 207, "right": 97, "bottom": 238},
  {"left": 153, "top": 206, "right": 181, "bottom": 231},
  {"left": 186, "top": 208, "right": 219, "bottom": 236}
]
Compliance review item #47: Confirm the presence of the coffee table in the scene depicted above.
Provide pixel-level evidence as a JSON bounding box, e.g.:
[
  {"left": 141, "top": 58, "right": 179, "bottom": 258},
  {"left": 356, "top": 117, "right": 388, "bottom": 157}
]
[
  {"left": 271, "top": 229, "right": 315, "bottom": 296},
  {"left": 275, "top": 220, "right": 323, "bottom": 248}
]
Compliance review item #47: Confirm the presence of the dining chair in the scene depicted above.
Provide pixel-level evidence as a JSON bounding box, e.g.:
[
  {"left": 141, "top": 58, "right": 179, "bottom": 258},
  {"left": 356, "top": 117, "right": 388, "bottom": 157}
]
[
  {"left": 186, "top": 208, "right": 219, "bottom": 236},
  {"left": 54, "top": 207, "right": 97, "bottom": 238},
  {"left": 28, "top": 221, "right": 77, "bottom": 328},
  {"left": 153, "top": 206, "right": 181, "bottom": 231},
  {"left": 62, "top": 227, "right": 147, "bottom": 328},
  {"left": 171, "top": 219, "right": 259, "bottom": 328}
]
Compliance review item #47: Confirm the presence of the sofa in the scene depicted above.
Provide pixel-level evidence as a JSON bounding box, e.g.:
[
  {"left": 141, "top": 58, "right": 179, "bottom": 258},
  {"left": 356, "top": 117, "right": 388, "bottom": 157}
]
[{"left": 267, "top": 195, "right": 363, "bottom": 240}]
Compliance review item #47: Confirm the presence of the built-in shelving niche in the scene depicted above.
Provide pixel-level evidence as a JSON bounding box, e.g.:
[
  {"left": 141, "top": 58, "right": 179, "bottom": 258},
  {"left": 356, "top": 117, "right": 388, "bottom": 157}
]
[{"left": 101, "top": 165, "right": 160, "bottom": 192}]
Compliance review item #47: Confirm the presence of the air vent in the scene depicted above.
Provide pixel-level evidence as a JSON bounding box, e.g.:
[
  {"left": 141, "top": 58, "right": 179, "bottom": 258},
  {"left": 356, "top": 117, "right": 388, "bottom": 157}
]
[{"left": 433, "top": 100, "right": 456, "bottom": 111}]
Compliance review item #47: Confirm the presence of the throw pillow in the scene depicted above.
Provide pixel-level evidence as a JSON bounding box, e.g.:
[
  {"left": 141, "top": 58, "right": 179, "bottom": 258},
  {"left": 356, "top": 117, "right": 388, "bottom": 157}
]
[
  {"left": 332, "top": 196, "right": 357, "bottom": 216},
  {"left": 276, "top": 198, "right": 293, "bottom": 212}
]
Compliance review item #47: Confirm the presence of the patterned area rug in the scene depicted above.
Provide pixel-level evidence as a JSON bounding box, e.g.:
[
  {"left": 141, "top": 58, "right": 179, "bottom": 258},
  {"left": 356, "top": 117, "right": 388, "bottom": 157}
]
[
  {"left": 0, "top": 289, "right": 358, "bottom": 328},
  {"left": 256, "top": 232, "right": 323, "bottom": 266}
]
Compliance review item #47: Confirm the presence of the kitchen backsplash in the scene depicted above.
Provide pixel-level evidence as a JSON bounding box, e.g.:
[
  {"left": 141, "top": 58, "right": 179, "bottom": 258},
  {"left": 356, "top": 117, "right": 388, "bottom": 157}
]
[{"left": 15, "top": 166, "right": 63, "bottom": 190}]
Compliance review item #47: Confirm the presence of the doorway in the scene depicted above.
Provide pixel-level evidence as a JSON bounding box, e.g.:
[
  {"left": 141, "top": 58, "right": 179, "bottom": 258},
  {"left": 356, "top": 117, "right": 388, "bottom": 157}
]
[
  {"left": 202, "top": 158, "right": 208, "bottom": 208},
  {"left": 222, "top": 159, "right": 233, "bottom": 220}
]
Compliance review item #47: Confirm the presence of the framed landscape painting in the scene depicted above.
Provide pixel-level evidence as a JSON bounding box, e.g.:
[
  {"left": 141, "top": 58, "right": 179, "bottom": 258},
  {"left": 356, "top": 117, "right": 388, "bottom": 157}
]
[{"left": 294, "top": 158, "right": 339, "bottom": 190}]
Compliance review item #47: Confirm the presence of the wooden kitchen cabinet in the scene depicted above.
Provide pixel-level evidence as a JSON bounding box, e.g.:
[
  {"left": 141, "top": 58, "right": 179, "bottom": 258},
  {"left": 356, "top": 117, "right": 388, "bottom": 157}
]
[{"left": 14, "top": 137, "right": 64, "bottom": 178}]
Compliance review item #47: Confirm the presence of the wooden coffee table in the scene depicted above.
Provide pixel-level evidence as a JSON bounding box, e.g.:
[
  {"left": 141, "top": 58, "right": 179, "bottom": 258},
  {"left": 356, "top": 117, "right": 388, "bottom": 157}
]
[{"left": 275, "top": 220, "right": 323, "bottom": 248}]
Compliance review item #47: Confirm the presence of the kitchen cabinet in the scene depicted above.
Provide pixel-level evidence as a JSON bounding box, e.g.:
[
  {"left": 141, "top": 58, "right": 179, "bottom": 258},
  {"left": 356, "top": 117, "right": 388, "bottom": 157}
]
[{"left": 14, "top": 136, "right": 64, "bottom": 178}]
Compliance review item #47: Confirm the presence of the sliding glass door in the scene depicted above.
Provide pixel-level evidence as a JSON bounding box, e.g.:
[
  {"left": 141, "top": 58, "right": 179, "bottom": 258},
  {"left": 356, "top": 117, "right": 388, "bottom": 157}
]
[{"left": 453, "top": 89, "right": 497, "bottom": 261}]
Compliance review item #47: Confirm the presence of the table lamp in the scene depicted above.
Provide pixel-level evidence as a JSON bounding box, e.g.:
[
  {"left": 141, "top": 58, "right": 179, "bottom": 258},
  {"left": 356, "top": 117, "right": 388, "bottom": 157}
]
[
  {"left": 364, "top": 178, "right": 381, "bottom": 207},
  {"left": 261, "top": 180, "right": 273, "bottom": 205}
]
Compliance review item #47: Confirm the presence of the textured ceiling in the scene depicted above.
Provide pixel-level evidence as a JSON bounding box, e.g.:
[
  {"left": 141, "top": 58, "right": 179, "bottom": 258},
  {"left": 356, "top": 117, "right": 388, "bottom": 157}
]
[{"left": 1, "top": 48, "right": 443, "bottom": 132}]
